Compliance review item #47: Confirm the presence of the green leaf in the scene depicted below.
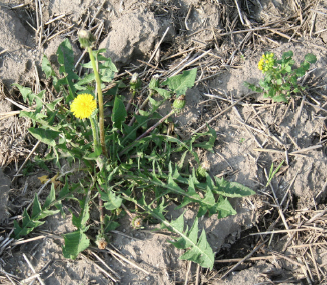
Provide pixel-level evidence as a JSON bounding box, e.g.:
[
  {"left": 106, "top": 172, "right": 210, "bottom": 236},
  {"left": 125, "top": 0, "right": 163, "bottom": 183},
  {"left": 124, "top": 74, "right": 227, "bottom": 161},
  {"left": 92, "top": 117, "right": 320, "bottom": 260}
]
[
  {"left": 57, "top": 39, "right": 79, "bottom": 101},
  {"left": 83, "top": 145, "right": 102, "bottom": 160},
  {"left": 305, "top": 53, "right": 317, "bottom": 64},
  {"left": 31, "top": 194, "right": 42, "bottom": 219},
  {"left": 268, "top": 88, "right": 276, "bottom": 98},
  {"left": 213, "top": 178, "right": 256, "bottom": 197},
  {"left": 285, "top": 65, "right": 292, "bottom": 73},
  {"left": 42, "top": 54, "right": 56, "bottom": 79},
  {"left": 29, "top": 127, "right": 60, "bottom": 147},
  {"left": 273, "top": 94, "right": 288, "bottom": 103},
  {"left": 216, "top": 196, "right": 237, "bottom": 218},
  {"left": 112, "top": 96, "right": 127, "bottom": 131},
  {"left": 243, "top": 82, "right": 263, "bottom": 93},
  {"left": 302, "top": 61, "right": 310, "bottom": 71},
  {"left": 282, "top": 51, "right": 293, "bottom": 59},
  {"left": 159, "top": 213, "right": 214, "bottom": 269},
  {"left": 100, "top": 189, "right": 123, "bottom": 210},
  {"left": 103, "top": 215, "right": 120, "bottom": 233},
  {"left": 154, "top": 87, "right": 172, "bottom": 99},
  {"left": 72, "top": 195, "right": 90, "bottom": 232},
  {"left": 296, "top": 67, "right": 306, "bottom": 77},
  {"left": 162, "top": 68, "right": 197, "bottom": 96},
  {"left": 276, "top": 79, "right": 282, "bottom": 85},
  {"left": 62, "top": 230, "right": 90, "bottom": 259},
  {"left": 43, "top": 184, "right": 56, "bottom": 209},
  {"left": 179, "top": 229, "right": 214, "bottom": 269}
]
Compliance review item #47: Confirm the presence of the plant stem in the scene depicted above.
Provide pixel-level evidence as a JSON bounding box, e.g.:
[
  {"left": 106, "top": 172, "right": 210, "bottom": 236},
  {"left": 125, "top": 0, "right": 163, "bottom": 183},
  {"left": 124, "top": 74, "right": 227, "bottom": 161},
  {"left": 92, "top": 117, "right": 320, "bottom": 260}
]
[
  {"left": 128, "top": 90, "right": 154, "bottom": 127},
  {"left": 126, "top": 90, "right": 136, "bottom": 113},
  {"left": 87, "top": 47, "right": 107, "bottom": 157},
  {"left": 135, "top": 109, "right": 175, "bottom": 141},
  {"left": 119, "top": 109, "right": 176, "bottom": 156},
  {"left": 98, "top": 193, "right": 104, "bottom": 235},
  {"left": 89, "top": 117, "right": 98, "bottom": 150}
]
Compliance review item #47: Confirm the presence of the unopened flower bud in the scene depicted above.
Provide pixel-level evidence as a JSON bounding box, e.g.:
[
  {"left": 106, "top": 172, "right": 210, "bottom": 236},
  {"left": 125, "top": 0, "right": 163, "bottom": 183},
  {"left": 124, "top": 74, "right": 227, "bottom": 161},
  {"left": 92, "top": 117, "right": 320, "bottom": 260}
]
[
  {"left": 130, "top": 73, "right": 142, "bottom": 91},
  {"left": 78, "top": 29, "right": 96, "bottom": 48},
  {"left": 173, "top": 95, "right": 186, "bottom": 110},
  {"left": 149, "top": 74, "right": 160, "bottom": 90}
]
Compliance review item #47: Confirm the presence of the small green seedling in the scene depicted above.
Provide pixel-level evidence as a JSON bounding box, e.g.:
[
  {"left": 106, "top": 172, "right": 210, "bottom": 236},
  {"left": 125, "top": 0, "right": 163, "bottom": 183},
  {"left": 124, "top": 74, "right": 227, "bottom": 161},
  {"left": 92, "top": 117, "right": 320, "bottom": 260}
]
[
  {"left": 244, "top": 51, "right": 317, "bottom": 103},
  {"left": 266, "top": 160, "right": 284, "bottom": 187}
]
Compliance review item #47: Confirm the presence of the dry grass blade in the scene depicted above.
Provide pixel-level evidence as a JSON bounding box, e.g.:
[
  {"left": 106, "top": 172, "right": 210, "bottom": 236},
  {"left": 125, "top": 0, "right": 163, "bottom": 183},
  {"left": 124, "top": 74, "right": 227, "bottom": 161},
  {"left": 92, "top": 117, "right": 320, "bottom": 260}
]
[
  {"left": 192, "top": 92, "right": 254, "bottom": 135},
  {"left": 90, "top": 251, "right": 121, "bottom": 280},
  {"left": 81, "top": 253, "right": 119, "bottom": 282},
  {"left": 106, "top": 246, "right": 151, "bottom": 275},
  {"left": 22, "top": 253, "right": 45, "bottom": 285},
  {"left": 219, "top": 241, "right": 267, "bottom": 279}
]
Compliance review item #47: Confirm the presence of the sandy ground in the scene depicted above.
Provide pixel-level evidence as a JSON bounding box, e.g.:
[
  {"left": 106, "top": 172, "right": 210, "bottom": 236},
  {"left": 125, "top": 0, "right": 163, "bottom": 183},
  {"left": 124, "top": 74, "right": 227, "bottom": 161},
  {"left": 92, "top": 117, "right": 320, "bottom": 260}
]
[{"left": 0, "top": 0, "right": 327, "bottom": 284}]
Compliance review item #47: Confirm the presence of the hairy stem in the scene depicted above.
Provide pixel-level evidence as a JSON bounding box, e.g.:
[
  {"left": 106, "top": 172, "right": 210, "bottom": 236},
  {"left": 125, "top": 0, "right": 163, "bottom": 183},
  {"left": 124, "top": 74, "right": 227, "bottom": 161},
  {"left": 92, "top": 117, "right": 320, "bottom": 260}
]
[
  {"left": 98, "top": 192, "right": 104, "bottom": 235},
  {"left": 89, "top": 117, "right": 98, "bottom": 150},
  {"left": 87, "top": 47, "right": 107, "bottom": 157}
]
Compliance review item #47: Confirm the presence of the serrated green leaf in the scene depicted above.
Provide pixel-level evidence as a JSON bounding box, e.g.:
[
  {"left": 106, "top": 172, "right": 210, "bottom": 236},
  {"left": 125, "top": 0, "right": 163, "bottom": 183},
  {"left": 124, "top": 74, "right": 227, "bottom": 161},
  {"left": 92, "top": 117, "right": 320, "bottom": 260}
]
[
  {"left": 12, "top": 84, "right": 33, "bottom": 105},
  {"left": 83, "top": 145, "right": 102, "bottom": 160},
  {"left": 179, "top": 229, "right": 214, "bottom": 269},
  {"left": 46, "top": 97, "right": 64, "bottom": 112},
  {"left": 62, "top": 230, "right": 90, "bottom": 259},
  {"left": 13, "top": 209, "right": 45, "bottom": 239},
  {"left": 160, "top": 214, "right": 214, "bottom": 269},
  {"left": 216, "top": 196, "right": 237, "bottom": 218},
  {"left": 37, "top": 209, "right": 60, "bottom": 220},
  {"left": 100, "top": 189, "right": 122, "bottom": 210},
  {"left": 162, "top": 68, "right": 197, "bottom": 96},
  {"left": 31, "top": 194, "right": 42, "bottom": 219},
  {"left": 74, "top": 73, "right": 95, "bottom": 90},
  {"left": 112, "top": 96, "right": 127, "bottom": 131},
  {"left": 29, "top": 127, "right": 60, "bottom": 147},
  {"left": 213, "top": 177, "right": 256, "bottom": 197}
]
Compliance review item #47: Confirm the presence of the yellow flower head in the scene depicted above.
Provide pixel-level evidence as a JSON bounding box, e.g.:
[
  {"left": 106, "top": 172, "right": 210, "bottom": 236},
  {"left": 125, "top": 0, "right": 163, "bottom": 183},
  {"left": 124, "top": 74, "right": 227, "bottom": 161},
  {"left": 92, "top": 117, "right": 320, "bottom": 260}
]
[
  {"left": 258, "top": 52, "right": 275, "bottom": 73},
  {"left": 70, "top": 94, "right": 97, "bottom": 119}
]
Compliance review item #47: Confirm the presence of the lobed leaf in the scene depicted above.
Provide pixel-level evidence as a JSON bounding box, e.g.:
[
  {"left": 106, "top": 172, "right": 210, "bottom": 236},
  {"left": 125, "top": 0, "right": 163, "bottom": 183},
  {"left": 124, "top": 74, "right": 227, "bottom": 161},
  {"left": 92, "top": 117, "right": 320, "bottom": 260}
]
[{"left": 62, "top": 229, "right": 90, "bottom": 259}]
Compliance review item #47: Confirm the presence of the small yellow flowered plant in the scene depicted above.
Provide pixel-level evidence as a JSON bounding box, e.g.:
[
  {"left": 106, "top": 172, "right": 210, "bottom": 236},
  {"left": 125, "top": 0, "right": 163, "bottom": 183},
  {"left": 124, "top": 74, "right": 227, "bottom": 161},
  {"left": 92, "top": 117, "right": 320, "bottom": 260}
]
[
  {"left": 258, "top": 52, "right": 275, "bottom": 72},
  {"left": 245, "top": 51, "right": 317, "bottom": 102},
  {"left": 70, "top": 94, "right": 97, "bottom": 119}
]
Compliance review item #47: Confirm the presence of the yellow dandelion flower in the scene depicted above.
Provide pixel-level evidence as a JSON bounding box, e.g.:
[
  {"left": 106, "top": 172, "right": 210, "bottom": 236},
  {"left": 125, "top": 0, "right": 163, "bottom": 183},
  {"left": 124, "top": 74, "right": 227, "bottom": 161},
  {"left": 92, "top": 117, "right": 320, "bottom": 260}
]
[{"left": 70, "top": 94, "right": 97, "bottom": 119}]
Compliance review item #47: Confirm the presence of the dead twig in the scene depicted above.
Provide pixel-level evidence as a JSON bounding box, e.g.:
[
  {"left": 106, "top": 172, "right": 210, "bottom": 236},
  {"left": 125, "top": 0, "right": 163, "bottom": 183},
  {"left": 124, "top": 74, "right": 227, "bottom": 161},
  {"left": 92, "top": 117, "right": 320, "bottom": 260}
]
[
  {"left": 22, "top": 253, "right": 45, "bottom": 285},
  {"left": 192, "top": 92, "right": 255, "bottom": 135}
]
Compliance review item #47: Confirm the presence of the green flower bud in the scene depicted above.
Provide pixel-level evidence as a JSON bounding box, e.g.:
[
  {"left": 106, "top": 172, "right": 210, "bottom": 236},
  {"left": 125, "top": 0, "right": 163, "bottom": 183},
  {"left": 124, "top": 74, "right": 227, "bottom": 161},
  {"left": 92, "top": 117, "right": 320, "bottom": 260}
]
[
  {"left": 173, "top": 95, "right": 186, "bottom": 110},
  {"left": 78, "top": 29, "right": 96, "bottom": 48},
  {"left": 149, "top": 74, "right": 160, "bottom": 90},
  {"left": 130, "top": 73, "right": 142, "bottom": 91}
]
